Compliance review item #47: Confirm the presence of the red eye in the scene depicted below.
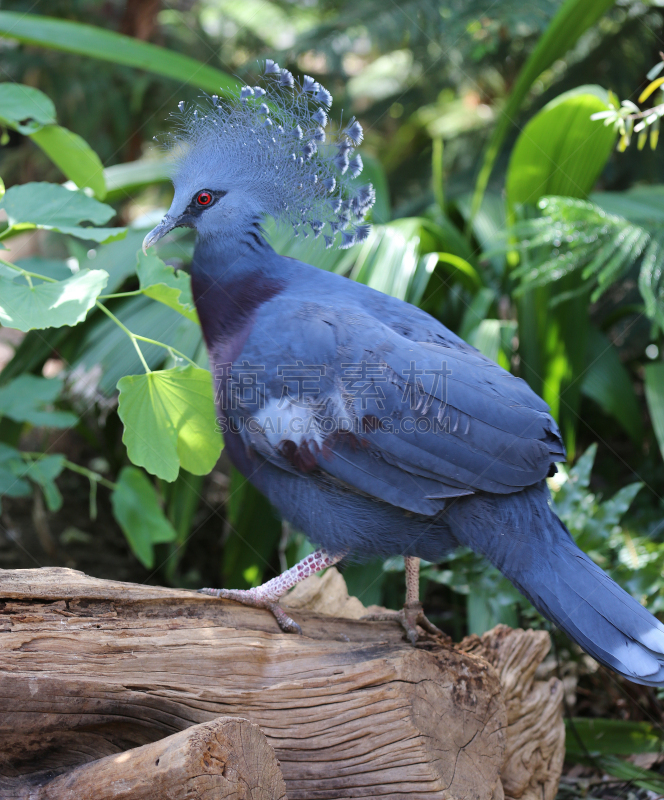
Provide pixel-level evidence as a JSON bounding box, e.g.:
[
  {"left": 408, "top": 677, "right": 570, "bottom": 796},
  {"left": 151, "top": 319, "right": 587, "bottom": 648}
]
[{"left": 196, "top": 191, "right": 213, "bottom": 206}]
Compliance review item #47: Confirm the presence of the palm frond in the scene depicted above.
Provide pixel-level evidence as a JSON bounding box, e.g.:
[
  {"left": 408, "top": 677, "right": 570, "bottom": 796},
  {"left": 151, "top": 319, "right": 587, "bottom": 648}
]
[{"left": 511, "top": 195, "right": 664, "bottom": 331}]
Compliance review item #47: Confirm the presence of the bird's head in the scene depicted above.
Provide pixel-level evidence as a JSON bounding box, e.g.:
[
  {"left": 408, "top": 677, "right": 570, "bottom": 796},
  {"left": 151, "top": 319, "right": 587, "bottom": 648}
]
[{"left": 143, "top": 60, "right": 375, "bottom": 254}]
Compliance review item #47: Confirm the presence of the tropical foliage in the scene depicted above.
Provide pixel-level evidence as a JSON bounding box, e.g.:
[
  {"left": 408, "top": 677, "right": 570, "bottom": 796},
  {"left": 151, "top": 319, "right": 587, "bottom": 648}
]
[{"left": 3, "top": 0, "right": 664, "bottom": 787}]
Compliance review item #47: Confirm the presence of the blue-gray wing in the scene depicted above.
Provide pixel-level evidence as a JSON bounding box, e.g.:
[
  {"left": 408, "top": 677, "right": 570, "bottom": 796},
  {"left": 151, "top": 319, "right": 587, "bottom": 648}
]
[{"left": 220, "top": 301, "right": 565, "bottom": 516}]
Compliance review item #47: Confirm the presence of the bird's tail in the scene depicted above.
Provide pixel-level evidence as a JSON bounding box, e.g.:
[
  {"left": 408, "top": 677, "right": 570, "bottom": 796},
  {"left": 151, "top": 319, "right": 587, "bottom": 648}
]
[{"left": 446, "top": 481, "right": 664, "bottom": 686}]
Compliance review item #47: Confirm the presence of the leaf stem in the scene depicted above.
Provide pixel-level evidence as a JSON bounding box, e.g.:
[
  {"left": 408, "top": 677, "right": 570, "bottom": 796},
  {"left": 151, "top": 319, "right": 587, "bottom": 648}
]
[
  {"left": 61, "top": 459, "right": 117, "bottom": 491},
  {"left": 0, "top": 257, "right": 57, "bottom": 283},
  {"left": 133, "top": 334, "right": 197, "bottom": 366},
  {"left": 95, "top": 300, "right": 152, "bottom": 373},
  {"left": 21, "top": 452, "right": 117, "bottom": 491},
  {"left": 98, "top": 290, "right": 144, "bottom": 299}
]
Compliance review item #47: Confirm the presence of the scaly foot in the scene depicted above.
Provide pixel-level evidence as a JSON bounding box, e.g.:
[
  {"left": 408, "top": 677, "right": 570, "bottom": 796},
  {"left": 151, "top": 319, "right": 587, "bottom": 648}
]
[
  {"left": 198, "top": 586, "right": 302, "bottom": 634},
  {"left": 362, "top": 601, "right": 446, "bottom": 645},
  {"left": 197, "top": 549, "right": 344, "bottom": 635}
]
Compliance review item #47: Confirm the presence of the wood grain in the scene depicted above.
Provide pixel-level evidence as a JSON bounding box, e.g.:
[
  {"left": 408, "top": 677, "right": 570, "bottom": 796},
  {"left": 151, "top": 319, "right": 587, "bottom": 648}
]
[
  {"left": 0, "top": 567, "right": 563, "bottom": 799},
  {"left": 4, "top": 717, "right": 286, "bottom": 800},
  {"left": 0, "top": 567, "right": 507, "bottom": 799}
]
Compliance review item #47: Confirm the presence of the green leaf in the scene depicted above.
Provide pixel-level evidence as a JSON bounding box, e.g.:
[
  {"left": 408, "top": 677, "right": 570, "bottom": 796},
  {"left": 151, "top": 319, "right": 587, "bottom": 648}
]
[
  {"left": 581, "top": 327, "right": 643, "bottom": 443},
  {"left": 470, "top": 0, "right": 617, "bottom": 224},
  {"left": 0, "top": 12, "right": 237, "bottom": 96},
  {"left": 136, "top": 251, "right": 199, "bottom": 324},
  {"left": 0, "top": 83, "right": 106, "bottom": 198},
  {"left": 1, "top": 182, "right": 113, "bottom": 227},
  {"left": 433, "top": 252, "right": 482, "bottom": 292},
  {"left": 111, "top": 466, "right": 177, "bottom": 568},
  {"left": 566, "top": 718, "right": 664, "bottom": 791},
  {"left": 645, "top": 362, "right": 664, "bottom": 463},
  {"left": 0, "top": 444, "right": 31, "bottom": 502},
  {"left": 102, "top": 158, "right": 172, "bottom": 202},
  {"left": 0, "top": 83, "right": 55, "bottom": 133},
  {"left": 31, "top": 125, "right": 106, "bottom": 200},
  {"left": 348, "top": 219, "right": 436, "bottom": 302},
  {"left": 0, "top": 268, "right": 108, "bottom": 332},
  {"left": 507, "top": 87, "right": 617, "bottom": 209},
  {"left": 117, "top": 366, "right": 222, "bottom": 482},
  {"left": 0, "top": 183, "right": 124, "bottom": 243},
  {"left": 21, "top": 455, "right": 65, "bottom": 511},
  {"left": 0, "top": 375, "right": 77, "bottom": 428}
]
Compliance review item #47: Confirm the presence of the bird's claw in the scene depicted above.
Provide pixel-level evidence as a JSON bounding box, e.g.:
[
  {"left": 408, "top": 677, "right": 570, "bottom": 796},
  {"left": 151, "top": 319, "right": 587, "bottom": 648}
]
[
  {"left": 362, "top": 601, "right": 445, "bottom": 645},
  {"left": 198, "top": 587, "right": 302, "bottom": 635}
]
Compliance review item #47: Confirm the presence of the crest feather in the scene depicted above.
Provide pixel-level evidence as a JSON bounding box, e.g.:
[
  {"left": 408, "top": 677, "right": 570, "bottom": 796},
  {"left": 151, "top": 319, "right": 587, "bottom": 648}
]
[{"left": 166, "top": 61, "right": 375, "bottom": 249}]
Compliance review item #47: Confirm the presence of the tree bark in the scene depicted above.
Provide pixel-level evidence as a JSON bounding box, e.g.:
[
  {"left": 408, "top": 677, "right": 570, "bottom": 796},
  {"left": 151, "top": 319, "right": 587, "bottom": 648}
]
[
  {"left": 0, "top": 567, "right": 563, "bottom": 800},
  {"left": 3, "top": 717, "right": 286, "bottom": 800}
]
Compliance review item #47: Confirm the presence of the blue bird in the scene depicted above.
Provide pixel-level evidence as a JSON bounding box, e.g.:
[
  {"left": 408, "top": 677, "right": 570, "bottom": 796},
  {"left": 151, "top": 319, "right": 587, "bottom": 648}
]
[{"left": 144, "top": 61, "right": 664, "bottom": 686}]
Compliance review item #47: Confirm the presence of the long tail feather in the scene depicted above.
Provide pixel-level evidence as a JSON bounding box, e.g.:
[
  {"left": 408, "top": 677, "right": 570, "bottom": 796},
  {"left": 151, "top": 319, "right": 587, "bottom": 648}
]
[{"left": 448, "top": 481, "right": 664, "bottom": 686}]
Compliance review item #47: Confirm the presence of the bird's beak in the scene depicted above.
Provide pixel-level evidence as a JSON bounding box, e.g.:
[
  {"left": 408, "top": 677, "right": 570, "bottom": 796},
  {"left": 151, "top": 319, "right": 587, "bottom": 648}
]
[{"left": 142, "top": 215, "right": 177, "bottom": 254}]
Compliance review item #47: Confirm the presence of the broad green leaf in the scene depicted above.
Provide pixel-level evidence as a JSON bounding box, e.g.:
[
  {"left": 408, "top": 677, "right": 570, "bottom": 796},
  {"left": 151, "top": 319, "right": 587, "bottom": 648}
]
[
  {"left": 1, "top": 182, "right": 113, "bottom": 227},
  {"left": 0, "top": 83, "right": 55, "bottom": 133},
  {"left": 111, "top": 466, "right": 177, "bottom": 568},
  {"left": 0, "top": 268, "right": 108, "bottom": 331},
  {"left": 581, "top": 327, "right": 642, "bottom": 444},
  {"left": 507, "top": 87, "right": 617, "bottom": 209},
  {"left": 136, "top": 251, "right": 198, "bottom": 324},
  {"left": 0, "top": 375, "right": 76, "bottom": 428},
  {"left": 470, "top": 0, "right": 617, "bottom": 224},
  {"left": 0, "top": 183, "right": 124, "bottom": 243},
  {"left": 31, "top": 125, "right": 106, "bottom": 200},
  {"left": 645, "top": 363, "right": 664, "bottom": 463},
  {"left": 117, "top": 366, "right": 222, "bottom": 482},
  {"left": 0, "top": 12, "right": 237, "bottom": 96},
  {"left": 20, "top": 455, "right": 65, "bottom": 511},
  {"left": 102, "top": 159, "right": 172, "bottom": 201}
]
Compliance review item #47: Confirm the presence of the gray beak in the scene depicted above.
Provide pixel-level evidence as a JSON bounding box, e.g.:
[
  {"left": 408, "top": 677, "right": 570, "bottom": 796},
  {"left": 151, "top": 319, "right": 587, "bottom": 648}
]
[{"left": 142, "top": 215, "right": 177, "bottom": 254}]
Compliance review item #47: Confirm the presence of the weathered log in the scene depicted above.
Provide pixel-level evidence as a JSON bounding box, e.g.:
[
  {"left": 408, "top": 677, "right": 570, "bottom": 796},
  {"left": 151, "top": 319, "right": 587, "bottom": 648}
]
[
  {"left": 286, "top": 569, "right": 565, "bottom": 800},
  {"left": 3, "top": 717, "right": 286, "bottom": 800},
  {"left": 460, "top": 627, "right": 565, "bottom": 800},
  {"left": 0, "top": 567, "right": 563, "bottom": 799}
]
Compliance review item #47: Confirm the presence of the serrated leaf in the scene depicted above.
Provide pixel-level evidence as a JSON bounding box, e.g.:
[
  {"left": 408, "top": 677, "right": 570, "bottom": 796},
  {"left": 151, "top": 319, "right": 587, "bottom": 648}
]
[
  {"left": 136, "top": 250, "right": 198, "bottom": 323},
  {"left": 0, "top": 268, "right": 108, "bottom": 331},
  {"left": 117, "top": 366, "right": 222, "bottom": 482},
  {"left": 31, "top": 125, "right": 106, "bottom": 199},
  {"left": 111, "top": 466, "right": 177, "bottom": 568},
  {"left": 0, "top": 375, "right": 77, "bottom": 427},
  {"left": 0, "top": 83, "right": 56, "bottom": 134}
]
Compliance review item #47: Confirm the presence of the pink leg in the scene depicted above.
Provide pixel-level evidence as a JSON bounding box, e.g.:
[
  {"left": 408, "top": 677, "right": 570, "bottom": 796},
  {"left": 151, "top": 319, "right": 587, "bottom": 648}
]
[
  {"left": 199, "top": 549, "right": 343, "bottom": 634},
  {"left": 362, "top": 556, "right": 447, "bottom": 644}
]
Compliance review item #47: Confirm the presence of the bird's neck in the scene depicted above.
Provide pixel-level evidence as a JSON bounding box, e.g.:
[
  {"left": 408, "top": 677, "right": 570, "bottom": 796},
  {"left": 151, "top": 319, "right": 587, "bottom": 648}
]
[{"left": 190, "top": 231, "right": 286, "bottom": 351}]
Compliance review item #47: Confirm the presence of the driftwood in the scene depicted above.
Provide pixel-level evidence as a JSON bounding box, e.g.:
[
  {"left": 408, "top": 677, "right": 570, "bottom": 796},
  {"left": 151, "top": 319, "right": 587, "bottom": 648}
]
[
  {"left": 0, "top": 566, "right": 564, "bottom": 799},
  {"left": 4, "top": 717, "right": 286, "bottom": 800}
]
